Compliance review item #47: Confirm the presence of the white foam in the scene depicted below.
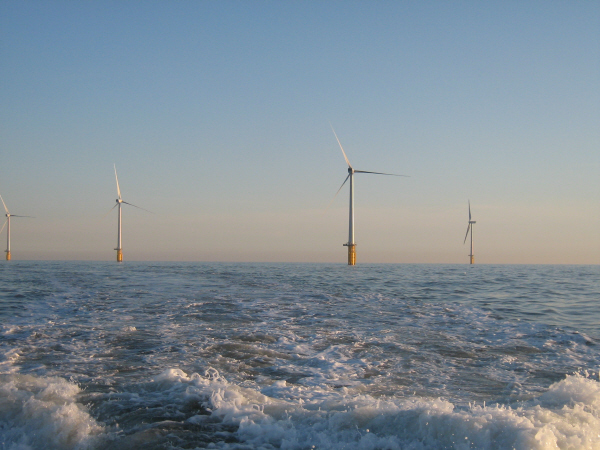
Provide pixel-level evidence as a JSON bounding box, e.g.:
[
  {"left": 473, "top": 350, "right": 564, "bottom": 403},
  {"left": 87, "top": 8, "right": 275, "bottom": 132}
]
[
  {"left": 153, "top": 368, "right": 600, "bottom": 450},
  {"left": 1, "top": 325, "right": 20, "bottom": 336},
  {"left": 0, "top": 349, "right": 21, "bottom": 374},
  {"left": 0, "top": 374, "right": 103, "bottom": 449}
]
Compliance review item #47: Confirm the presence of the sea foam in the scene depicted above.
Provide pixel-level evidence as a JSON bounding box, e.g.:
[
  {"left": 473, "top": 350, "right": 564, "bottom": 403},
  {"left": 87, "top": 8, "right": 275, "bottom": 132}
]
[
  {"left": 153, "top": 368, "right": 600, "bottom": 450},
  {"left": 0, "top": 374, "right": 102, "bottom": 450}
]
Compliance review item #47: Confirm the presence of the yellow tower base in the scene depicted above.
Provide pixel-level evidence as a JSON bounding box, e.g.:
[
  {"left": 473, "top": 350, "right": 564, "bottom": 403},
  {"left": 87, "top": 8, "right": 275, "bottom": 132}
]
[
  {"left": 470, "top": 255, "right": 474, "bottom": 265},
  {"left": 117, "top": 249, "right": 123, "bottom": 262},
  {"left": 5, "top": 251, "right": 11, "bottom": 261},
  {"left": 347, "top": 245, "right": 356, "bottom": 266}
]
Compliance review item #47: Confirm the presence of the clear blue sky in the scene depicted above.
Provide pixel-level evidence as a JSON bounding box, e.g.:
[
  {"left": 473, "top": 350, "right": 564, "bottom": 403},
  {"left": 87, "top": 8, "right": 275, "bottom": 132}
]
[{"left": 1, "top": 1, "right": 598, "bottom": 263}]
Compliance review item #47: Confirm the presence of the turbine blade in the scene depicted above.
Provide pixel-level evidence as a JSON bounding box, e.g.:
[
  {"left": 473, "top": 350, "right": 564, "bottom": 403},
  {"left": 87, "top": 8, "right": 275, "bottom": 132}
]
[
  {"left": 468, "top": 200, "right": 471, "bottom": 221},
  {"left": 122, "top": 201, "right": 153, "bottom": 213},
  {"left": 114, "top": 164, "right": 122, "bottom": 200},
  {"left": 463, "top": 223, "right": 471, "bottom": 244},
  {"left": 326, "top": 174, "right": 351, "bottom": 210},
  {"left": 101, "top": 203, "right": 118, "bottom": 220},
  {"left": 0, "top": 194, "right": 8, "bottom": 214},
  {"left": 0, "top": 220, "right": 6, "bottom": 235},
  {"left": 354, "top": 170, "right": 408, "bottom": 177},
  {"left": 9, "top": 215, "right": 34, "bottom": 218},
  {"left": 329, "top": 123, "right": 352, "bottom": 169}
]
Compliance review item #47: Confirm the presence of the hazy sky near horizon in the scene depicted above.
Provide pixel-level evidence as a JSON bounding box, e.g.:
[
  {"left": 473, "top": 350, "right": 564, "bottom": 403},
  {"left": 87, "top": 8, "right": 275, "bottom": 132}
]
[{"left": 1, "top": 1, "right": 599, "bottom": 264}]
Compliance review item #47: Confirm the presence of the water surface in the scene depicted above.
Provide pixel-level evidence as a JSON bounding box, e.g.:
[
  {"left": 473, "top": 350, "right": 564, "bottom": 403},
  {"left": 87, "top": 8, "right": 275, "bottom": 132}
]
[{"left": 1, "top": 262, "right": 599, "bottom": 449}]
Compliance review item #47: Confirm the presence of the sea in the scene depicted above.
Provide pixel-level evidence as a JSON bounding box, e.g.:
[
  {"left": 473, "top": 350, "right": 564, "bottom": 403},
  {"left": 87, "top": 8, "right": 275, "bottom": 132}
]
[{"left": 1, "top": 262, "right": 599, "bottom": 450}]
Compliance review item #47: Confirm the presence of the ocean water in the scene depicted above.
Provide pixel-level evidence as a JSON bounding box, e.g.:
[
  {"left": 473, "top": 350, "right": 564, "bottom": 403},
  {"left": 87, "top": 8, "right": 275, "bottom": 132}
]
[{"left": 0, "top": 262, "right": 599, "bottom": 450}]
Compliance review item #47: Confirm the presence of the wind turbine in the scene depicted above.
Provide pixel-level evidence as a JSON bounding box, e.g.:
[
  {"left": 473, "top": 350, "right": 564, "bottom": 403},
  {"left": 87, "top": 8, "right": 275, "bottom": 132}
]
[
  {"left": 0, "top": 194, "right": 33, "bottom": 261},
  {"left": 463, "top": 200, "right": 476, "bottom": 264},
  {"left": 108, "top": 165, "right": 151, "bottom": 262},
  {"left": 330, "top": 125, "right": 407, "bottom": 265}
]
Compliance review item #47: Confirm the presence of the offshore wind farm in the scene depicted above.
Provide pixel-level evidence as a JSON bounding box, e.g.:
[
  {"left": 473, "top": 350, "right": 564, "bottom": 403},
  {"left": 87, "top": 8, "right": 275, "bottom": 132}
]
[
  {"left": 1, "top": 2, "right": 599, "bottom": 449},
  {"left": 1, "top": 2, "right": 598, "bottom": 265}
]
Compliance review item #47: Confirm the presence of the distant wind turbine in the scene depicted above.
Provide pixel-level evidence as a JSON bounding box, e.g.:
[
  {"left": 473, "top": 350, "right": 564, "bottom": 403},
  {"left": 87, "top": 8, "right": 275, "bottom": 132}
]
[
  {"left": 463, "top": 200, "right": 476, "bottom": 265},
  {"left": 330, "top": 125, "right": 407, "bottom": 265},
  {"left": 108, "top": 165, "right": 152, "bottom": 262},
  {"left": 0, "top": 194, "right": 33, "bottom": 261}
]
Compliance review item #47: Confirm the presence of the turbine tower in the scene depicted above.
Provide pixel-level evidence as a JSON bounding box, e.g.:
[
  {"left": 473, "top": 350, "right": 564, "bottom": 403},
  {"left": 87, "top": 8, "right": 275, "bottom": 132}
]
[
  {"left": 1, "top": 194, "right": 32, "bottom": 261},
  {"left": 330, "top": 126, "right": 406, "bottom": 265},
  {"left": 109, "top": 165, "right": 151, "bottom": 262},
  {"left": 463, "top": 200, "right": 476, "bottom": 264}
]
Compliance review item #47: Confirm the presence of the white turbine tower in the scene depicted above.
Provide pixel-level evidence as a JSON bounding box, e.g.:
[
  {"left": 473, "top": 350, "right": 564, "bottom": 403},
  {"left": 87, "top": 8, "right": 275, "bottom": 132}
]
[
  {"left": 108, "top": 165, "right": 151, "bottom": 262},
  {"left": 330, "top": 125, "right": 406, "bottom": 265},
  {"left": 0, "top": 194, "right": 33, "bottom": 261},
  {"left": 463, "top": 200, "right": 476, "bottom": 265}
]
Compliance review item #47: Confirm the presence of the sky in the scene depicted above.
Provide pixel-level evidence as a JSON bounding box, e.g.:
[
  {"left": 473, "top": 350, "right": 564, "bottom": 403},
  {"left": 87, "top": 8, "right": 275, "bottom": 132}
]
[{"left": 0, "top": 1, "right": 598, "bottom": 264}]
